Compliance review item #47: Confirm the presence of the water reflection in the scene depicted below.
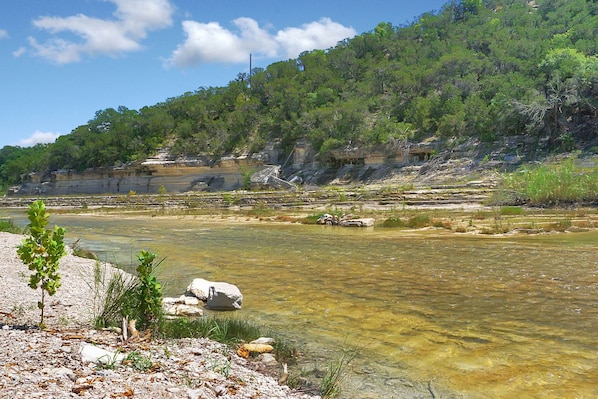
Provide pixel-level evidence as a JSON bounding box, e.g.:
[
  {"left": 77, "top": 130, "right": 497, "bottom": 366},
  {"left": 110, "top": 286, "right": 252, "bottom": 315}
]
[{"left": 3, "top": 211, "right": 597, "bottom": 398}]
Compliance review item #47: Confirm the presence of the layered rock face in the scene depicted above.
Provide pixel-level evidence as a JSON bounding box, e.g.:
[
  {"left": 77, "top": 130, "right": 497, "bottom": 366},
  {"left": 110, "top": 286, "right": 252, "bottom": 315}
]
[{"left": 12, "top": 164, "right": 247, "bottom": 196}]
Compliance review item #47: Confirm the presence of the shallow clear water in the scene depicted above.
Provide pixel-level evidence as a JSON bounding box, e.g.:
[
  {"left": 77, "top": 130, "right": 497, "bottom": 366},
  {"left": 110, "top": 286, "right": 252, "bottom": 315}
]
[{"left": 4, "top": 211, "right": 598, "bottom": 398}]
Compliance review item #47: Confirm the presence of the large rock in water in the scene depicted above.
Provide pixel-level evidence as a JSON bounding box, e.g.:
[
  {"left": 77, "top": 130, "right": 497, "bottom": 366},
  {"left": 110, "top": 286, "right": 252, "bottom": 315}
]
[
  {"left": 186, "top": 278, "right": 243, "bottom": 310},
  {"left": 186, "top": 278, "right": 213, "bottom": 301},
  {"left": 207, "top": 283, "right": 243, "bottom": 310}
]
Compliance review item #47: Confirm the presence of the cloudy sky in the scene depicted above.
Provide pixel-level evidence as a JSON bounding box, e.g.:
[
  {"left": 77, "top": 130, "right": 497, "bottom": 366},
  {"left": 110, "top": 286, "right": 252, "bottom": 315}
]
[{"left": 0, "top": 0, "right": 447, "bottom": 149}]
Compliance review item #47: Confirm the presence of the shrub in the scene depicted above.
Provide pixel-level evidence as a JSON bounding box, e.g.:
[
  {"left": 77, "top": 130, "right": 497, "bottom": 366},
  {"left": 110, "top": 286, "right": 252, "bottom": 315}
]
[
  {"left": 131, "top": 250, "right": 163, "bottom": 331},
  {"left": 382, "top": 217, "right": 404, "bottom": 228},
  {"left": 94, "top": 250, "right": 163, "bottom": 332},
  {"left": 17, "top": 200, "right": 66, "bottom": 328},
  {"left": 406, "top": 214, "right": 431, "bottom": 228}
]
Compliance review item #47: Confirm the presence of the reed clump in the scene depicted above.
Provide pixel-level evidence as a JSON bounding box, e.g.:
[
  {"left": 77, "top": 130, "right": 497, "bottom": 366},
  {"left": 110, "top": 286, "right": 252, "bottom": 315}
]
[
  {"left": 497, "top": 158, "right": 598, "bottom": 206},
  {"left": 319, "top": 349, "right": 356, "bottom": 399}
]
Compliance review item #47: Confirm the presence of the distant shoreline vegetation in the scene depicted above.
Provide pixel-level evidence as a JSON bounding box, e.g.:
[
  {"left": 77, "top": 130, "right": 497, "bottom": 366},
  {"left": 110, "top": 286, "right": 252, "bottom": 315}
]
[{"left": 495, "top": 158, "right": 598, "bottom": 206}]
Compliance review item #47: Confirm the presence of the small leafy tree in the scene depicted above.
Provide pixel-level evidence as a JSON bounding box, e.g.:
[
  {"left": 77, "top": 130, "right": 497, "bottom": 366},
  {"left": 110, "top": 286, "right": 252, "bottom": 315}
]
[{"left": 17, "top": 200, "right": 66, "bottom": 328}]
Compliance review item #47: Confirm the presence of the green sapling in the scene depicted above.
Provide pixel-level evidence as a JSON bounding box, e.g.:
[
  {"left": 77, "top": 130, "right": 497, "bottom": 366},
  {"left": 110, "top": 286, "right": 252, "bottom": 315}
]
[{"left": 17, "top": 200, "right": 66, "bottom": 328}]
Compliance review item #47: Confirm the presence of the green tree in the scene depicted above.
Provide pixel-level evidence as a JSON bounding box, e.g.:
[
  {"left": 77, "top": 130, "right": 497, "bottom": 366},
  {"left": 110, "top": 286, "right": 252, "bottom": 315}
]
[{"left": 17, "top": 200, "right": 66, "bottom": 328}]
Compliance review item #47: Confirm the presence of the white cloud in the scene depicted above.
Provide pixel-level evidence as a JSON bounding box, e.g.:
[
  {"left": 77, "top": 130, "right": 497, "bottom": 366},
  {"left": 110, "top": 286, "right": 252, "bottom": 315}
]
[
  {"left": 276, "top": 18, "right": 356, "bottom": 59},
  {"left": 19, "top": 131, "right": 62, "bottom": 147},
  {"left": 29, "top": 0, "right": 174, "bottom": 64},
  {"left": 165, "top": 17, "right": 355, "bottom": 68},
  {"left": 12, "top": 46, "right": 26, "bottom": 57},
  {"left": 165, "top": 18, "right": 278, "bottom": 66},
  {"left": 0, "top": 29, "right": 8, "bottom": 39}
]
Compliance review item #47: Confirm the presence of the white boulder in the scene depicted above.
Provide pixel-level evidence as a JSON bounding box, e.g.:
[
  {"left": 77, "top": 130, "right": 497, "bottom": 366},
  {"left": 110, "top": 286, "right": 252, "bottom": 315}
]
[
  {"left": 186, "top": 278, "right": 243, "bottom": 310},
  {"left": 186, "top": 278, "right": 213, "bottom": 301},
  {"left": 207, "top": 283, "right": 243, "bottom": 310}
]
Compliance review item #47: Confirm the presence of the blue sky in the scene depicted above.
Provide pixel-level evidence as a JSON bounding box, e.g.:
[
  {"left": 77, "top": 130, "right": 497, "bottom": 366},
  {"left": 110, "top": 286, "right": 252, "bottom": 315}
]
[{"left": 0, "top": 0, "right": 448, "bottom": 149}]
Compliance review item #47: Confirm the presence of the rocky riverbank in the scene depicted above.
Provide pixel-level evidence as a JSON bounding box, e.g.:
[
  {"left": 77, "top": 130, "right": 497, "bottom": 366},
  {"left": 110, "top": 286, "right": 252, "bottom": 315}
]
[{"left": 0, "top": 232, "right": 318, "bottom": 399}]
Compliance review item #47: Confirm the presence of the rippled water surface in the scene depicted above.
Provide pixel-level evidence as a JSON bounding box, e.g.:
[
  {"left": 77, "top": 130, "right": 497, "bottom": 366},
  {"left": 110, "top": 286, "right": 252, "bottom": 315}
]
[{"left": 4, "top": 212, "right": 598, "bottom": 398}]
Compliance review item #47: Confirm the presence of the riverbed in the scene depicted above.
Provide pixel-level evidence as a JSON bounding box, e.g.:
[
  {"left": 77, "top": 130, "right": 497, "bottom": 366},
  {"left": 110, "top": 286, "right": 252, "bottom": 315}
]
[{"left": 3, "top": 210, "right": 597, "bottom": 398}]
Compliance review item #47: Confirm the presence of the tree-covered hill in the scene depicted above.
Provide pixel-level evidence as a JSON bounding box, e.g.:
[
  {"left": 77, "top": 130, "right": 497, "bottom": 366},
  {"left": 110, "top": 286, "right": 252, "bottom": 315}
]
[{"left": 2, "top": 0, "right": 598, "bottom": 189}]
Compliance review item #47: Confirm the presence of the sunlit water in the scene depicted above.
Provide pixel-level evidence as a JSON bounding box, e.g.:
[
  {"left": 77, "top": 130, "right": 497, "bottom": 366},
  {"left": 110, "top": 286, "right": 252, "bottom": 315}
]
[{"left": 3, "top": 211, "right": 598, "bottom": 398}]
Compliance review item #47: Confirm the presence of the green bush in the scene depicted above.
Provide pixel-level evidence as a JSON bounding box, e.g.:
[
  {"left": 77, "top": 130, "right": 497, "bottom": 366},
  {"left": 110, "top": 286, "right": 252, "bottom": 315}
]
[
  {"left": 17, "top": 200, "right": 66, "bottom": 328},
  {"left": 406, "top": 214, "right": 431, "bottom": 228},
  {"left": 94, "top": 250, "right": 163, "bottom": 332},
  {"left": 134, "top": 250, "right": 163, "bottom": 331},
  {"left": 382, "top": 217, "right": 404, "bottom": 228}
]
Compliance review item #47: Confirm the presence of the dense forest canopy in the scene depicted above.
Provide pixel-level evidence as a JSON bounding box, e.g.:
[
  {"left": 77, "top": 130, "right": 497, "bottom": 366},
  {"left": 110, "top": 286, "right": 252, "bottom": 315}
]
[{"left": 2, "top": 0, "right": 598, "bottom": 188}]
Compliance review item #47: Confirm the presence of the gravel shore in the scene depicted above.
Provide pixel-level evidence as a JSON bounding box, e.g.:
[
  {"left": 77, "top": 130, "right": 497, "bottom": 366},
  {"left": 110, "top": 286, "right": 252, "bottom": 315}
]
[{"left": 0, "top": 231, "right": 318, "bottom": 399}]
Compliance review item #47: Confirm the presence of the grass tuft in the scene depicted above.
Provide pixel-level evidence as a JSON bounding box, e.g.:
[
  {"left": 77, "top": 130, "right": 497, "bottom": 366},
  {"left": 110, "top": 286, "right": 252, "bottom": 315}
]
[
  {"left": 0, "top": 218, "right": 22, "bottom": 234},
  {"left": 497, "top": 158, "right": 598, "bottom": 205},
  {"left": 320, "top": 349, "right": 356, "bottom": 399}
]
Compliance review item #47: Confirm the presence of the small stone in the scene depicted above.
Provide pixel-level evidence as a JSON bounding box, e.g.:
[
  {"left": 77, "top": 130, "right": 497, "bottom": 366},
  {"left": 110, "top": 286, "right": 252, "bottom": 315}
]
[
  {"left": 258, "top": 353, "right": 278, "bottom": 365},
  {"left": 250, "top": 337, "right": 274, "bottom": 345},
  {"left": 241, "top": 343, "right": 274, "bottom": 354},
  {"left": 162, "top": 297, "right": 183, "bottom": 305},
  {"left": 79, "top": 343, "right": 125, "bottom": 365},
  {"left": 183, "top": 296, "right": 200, "bottom": 306},
  {"left": 187, "top": 388, "right": 210, "bottom": 399},
  {"left": 163, "top": 304, "right": 203, "bottom": 317},
  {"left": 212, "top": 384, "right": 227, "bottom": 396}
]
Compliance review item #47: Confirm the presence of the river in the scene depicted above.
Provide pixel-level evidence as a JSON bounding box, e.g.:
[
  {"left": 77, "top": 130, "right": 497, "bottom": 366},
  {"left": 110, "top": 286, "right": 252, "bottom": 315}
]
[{"left": 3, "top": 211, "right": 598, "bottom": 398}]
